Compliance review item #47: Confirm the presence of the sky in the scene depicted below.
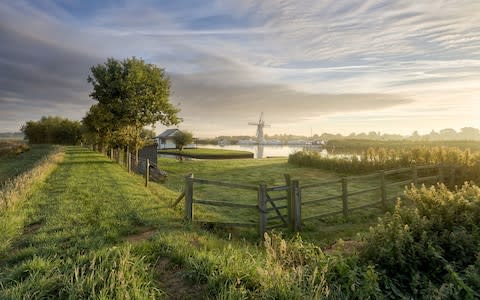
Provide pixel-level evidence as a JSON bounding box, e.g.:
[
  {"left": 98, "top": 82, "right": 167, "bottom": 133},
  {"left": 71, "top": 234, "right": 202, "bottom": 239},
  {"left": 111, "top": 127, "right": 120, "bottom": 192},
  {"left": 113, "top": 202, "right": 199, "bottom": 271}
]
[{"left": 0, "top": 0, "right": 479, "bottom": 138}]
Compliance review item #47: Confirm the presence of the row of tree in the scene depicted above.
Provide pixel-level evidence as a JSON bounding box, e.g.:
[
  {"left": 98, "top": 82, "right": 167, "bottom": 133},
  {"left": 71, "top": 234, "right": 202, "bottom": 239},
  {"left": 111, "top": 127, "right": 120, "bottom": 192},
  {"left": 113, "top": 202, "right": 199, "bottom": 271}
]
[{"left": 21, "top": 57, "right": 189, "bottom": 154}]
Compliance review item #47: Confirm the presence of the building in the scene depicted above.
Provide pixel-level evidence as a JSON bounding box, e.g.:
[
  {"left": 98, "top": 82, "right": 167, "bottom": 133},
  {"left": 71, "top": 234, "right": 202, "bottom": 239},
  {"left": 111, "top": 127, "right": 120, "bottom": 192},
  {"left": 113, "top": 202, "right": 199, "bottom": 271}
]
[{"left": 155, "top": 129, "right": 196, "bottom": 150}]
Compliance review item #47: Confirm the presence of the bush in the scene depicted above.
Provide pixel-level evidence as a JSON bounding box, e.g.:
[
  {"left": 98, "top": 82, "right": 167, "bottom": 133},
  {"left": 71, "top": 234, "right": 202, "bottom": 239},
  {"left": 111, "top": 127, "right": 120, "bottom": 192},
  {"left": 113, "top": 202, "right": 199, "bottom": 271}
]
[
  {"left": 21, "top": 116, "right": 82, "bottom": 145},
  {"left": 361, "top": 183, "right": 480, "bottom": 298}
]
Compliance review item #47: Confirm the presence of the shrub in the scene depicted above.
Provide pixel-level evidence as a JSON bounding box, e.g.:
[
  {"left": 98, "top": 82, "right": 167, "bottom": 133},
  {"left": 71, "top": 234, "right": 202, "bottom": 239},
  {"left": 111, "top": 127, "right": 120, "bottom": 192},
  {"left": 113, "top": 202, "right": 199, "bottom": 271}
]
[{"left": 361, "top": 183, "right": 480, "bottom": 298}]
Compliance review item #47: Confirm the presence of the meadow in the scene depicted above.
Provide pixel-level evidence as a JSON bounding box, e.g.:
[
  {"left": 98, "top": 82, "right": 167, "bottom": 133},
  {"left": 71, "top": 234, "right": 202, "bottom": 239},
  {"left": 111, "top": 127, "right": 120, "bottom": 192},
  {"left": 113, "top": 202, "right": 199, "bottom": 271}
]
[
  {"left": 1, "top": 145, "right": 478, "bottom": 298},
  {"left": 157, "top": 156, "right": 419, "bottom": 242}
]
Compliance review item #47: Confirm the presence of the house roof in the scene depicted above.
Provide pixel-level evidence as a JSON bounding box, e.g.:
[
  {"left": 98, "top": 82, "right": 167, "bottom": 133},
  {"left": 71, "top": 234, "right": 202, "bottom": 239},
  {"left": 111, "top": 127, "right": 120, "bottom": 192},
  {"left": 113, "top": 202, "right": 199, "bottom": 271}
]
[{"left": 156, "top": 129, "right": 180, "bottom": 138}]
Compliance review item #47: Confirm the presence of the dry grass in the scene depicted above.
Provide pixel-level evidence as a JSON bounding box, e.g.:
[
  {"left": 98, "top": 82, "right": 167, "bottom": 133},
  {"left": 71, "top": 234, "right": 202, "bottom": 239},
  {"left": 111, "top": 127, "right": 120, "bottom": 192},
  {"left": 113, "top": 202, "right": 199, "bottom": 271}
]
[{"left": 0, "top": 147, "right": 64, "bottom": 211}]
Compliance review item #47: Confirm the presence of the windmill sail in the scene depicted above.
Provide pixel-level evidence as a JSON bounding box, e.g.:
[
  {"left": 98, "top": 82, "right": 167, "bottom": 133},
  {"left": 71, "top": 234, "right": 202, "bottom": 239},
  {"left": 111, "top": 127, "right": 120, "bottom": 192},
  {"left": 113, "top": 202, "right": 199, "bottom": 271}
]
[{"left": 248, "top": 112, "right": 270, "bottom": 144}]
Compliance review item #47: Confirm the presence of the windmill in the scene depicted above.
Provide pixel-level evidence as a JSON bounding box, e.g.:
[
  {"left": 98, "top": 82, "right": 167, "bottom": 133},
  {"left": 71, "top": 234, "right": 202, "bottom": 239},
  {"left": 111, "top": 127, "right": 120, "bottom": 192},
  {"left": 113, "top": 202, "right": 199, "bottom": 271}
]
[{"left": 248, "top": 112, "right": 271, "bottom": 144}]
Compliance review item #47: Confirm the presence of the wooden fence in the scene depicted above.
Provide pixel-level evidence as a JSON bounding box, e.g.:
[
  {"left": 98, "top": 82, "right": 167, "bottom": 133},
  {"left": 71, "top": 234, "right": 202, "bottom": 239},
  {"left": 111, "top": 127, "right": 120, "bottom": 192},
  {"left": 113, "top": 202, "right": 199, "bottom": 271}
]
[
  {"left": 183, "top": 164, "right": 460, "bottom": 236},
  {"left": 87, "top": 146, "right": 154, "bottom": 187}
]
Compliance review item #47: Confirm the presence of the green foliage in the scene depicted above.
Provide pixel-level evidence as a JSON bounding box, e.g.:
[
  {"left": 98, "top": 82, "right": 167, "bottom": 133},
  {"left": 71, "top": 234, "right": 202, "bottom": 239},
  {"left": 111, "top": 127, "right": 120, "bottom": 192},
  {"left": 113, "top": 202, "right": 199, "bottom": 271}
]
[
  {"left": 256, "top": 232, "right": 382, "bottom": 299},
  {"left": 361, "top": 184, "right": 480, "bottom": 298},
  {"left": 21, "top": 116, "right": 82, "bottom": 145},
  {"left": 85, "top": 57, "right": 180, "bottom": 152},
  {"left": 158, "top": 147, "right": 252, "bottom": 158},
  {"left": 173, "top": 130, "right": 193, "bottom": 151},
  {"left": 289, "top": 146, "right": 480, "bottom": 177}
]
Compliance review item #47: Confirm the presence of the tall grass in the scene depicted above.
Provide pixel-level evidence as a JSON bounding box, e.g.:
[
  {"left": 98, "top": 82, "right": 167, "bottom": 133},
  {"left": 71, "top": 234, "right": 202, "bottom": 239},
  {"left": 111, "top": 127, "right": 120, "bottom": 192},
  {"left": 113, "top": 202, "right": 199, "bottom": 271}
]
[
  {"left": 290, "top": 146, "right": 480, "bottom": 176},
  {"left": 0, "top": 146, "right": 63, "bottom": 211}
]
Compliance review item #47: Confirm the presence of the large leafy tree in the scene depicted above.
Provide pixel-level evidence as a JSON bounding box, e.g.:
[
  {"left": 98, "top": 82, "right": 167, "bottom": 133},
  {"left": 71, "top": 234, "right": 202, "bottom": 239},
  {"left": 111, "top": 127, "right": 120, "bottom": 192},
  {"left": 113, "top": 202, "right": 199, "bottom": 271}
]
[{"left": 87, "top": 57, "right": 180, "bottom": 156}]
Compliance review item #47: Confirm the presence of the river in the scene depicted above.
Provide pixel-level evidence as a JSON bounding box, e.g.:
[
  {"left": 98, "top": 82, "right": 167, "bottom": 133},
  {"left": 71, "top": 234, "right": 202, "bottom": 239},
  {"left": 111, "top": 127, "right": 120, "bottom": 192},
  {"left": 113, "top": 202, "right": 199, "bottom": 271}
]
[{"left": 197, "top": 144, "right": 327, "bottom": 159}]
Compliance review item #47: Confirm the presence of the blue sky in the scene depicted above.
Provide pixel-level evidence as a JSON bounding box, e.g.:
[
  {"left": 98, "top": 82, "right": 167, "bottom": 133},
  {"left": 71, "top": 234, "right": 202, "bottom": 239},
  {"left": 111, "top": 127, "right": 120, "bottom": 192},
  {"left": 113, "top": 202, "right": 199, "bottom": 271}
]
[{"left": 1, "top": 0, "right": 479, "bottom": 137}]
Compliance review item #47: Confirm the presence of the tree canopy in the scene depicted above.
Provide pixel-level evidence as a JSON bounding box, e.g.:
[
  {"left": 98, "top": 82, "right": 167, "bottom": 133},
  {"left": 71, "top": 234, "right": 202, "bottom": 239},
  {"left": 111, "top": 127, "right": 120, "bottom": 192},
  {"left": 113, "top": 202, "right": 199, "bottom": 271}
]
[
  {"left": 22, "top": 116, "right": 82, "bottom": 145},
  {"left": 84, "top": 57, "right": 180, "bottom": 152},
  {"left": 174, "top": 130, "right": 193, "bottom": 151}
]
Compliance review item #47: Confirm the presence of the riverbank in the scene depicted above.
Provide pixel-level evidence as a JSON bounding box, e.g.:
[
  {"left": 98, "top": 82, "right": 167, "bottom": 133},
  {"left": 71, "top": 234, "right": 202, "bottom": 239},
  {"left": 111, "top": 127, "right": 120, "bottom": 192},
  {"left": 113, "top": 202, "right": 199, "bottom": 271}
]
[{"left": 158, "top": 148, "right": 254, "bottom": 159}]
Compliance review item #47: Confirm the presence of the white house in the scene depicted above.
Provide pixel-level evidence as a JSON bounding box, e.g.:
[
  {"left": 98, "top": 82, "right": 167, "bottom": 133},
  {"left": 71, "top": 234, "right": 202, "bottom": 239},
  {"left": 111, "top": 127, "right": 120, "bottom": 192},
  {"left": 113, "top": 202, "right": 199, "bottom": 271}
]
[{"left": 155, "top": 129, "right": 196, "bottom": 150}]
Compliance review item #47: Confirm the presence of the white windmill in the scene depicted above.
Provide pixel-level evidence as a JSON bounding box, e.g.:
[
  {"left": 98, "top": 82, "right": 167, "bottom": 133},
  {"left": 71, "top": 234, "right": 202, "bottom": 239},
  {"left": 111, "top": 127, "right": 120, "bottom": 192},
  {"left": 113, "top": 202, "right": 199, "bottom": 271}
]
[{"left": 248, "top": 112, "right": 271, "bottom": 144}]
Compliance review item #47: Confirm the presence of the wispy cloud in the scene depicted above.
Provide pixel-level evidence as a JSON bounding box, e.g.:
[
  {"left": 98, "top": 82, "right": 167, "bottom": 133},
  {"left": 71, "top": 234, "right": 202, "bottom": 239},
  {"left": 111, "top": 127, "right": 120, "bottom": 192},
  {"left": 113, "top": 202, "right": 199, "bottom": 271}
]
[{"left": 0, "top": 0, "right": 479, "bottom": 135}]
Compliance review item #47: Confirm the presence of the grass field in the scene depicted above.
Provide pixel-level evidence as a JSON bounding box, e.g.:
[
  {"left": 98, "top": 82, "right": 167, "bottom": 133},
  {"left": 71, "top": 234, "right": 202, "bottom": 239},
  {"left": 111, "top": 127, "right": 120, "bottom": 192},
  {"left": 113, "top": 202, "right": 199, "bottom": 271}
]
[
  {"left": 0, "top": 146, "right": 459, "bottom": 298},
  {"left": 158, "top": 147, "right": 254, "bottom": 158},
  {"left": 0, "top": 147, "right": 271, "bottom": 298},
  {"left": 0, "top": 144, "right": 54, "bottom": 183},
  {"left": 157, "top": 156, "right": 411, "bottom": 241}
]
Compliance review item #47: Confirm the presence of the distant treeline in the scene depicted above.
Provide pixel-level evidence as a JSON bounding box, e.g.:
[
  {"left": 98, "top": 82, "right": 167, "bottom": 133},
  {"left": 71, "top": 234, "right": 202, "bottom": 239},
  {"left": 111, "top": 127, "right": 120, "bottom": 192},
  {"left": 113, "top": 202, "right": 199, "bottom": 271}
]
[
  {"left": 21, "top": 116, "right": 82, "bottom": 145},
  {"left": 0, "top": 132, "right": 24, "bottom": 139},
  {"left": 198, "top": 127, "right": 480, "bottom": 144}
]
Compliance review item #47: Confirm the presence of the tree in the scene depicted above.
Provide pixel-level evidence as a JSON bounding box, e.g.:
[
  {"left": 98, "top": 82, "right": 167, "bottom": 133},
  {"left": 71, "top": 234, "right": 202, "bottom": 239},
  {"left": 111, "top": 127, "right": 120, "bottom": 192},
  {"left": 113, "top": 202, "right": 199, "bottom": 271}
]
[
  {"left": 82, "top": 104, "right": 115, "bottom": 150},
  {"left": 174, "top": 131, "right": 193, "bottom": 151},
  {"left": 87, "top": 57, "right": 180, "bottom": 157},
  {"left": 22, "top": 116, "right": 81, "bottom": 145}
]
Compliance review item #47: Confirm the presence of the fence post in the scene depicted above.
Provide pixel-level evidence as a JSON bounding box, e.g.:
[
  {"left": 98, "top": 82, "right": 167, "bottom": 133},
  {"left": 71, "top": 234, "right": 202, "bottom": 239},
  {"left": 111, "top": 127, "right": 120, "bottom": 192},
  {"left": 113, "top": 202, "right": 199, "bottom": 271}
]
[
  {"left": 380, "top": 171, "right": 387, "bottom": 211},
  {"left": 184, "top": 173, "right": 193, "bottom": 222},
  {"left": 449, "top": 165, "right": 456, "bottom": 187},
  {"left": 341, "top": 177, "right": 348, "bottom": 219},
  {"left": 292, "top": 180, "right": 301, "bottom": 231},
  {"left": 110, "top": 148, "right": 113, "bottom": 160},
  {"left": 258, "top": 184, "right": 267, "bottom": 237},
  {"left": 284, "top": 174, "right": 293, "bottom": 231},
  {"left": 438, "top": 164, "right": 445, "bottom": 184},
  {"left": 127, "top": 152, "right": 131, "bottom": 173},
  {"left": 412, "top": 165, "right": 418, "bottom": 186},
  {"left": 145, "top": 159, "right": 150, "bottom": 187}
]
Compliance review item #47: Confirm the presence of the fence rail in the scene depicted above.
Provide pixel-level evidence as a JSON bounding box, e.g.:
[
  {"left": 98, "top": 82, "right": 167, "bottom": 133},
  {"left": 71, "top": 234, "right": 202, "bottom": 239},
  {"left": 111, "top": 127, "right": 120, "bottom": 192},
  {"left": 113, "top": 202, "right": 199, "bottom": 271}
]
[{"left": 183, "top": 163, "right": 460, "bottom": 236}]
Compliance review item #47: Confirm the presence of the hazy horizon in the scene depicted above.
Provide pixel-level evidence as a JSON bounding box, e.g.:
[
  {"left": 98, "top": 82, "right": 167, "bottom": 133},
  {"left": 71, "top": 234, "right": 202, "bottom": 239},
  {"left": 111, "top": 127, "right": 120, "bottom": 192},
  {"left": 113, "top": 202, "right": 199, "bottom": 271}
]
[{"left": 1, "top": 1, "right": 479, "bottom": 137}]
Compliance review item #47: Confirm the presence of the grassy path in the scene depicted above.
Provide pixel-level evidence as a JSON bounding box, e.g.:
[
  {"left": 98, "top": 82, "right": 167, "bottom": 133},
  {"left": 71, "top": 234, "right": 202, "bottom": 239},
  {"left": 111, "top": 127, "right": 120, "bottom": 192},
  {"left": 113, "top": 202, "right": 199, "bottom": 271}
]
[{"left": 0, "top": 146, "right": 202, "bottom": 299}]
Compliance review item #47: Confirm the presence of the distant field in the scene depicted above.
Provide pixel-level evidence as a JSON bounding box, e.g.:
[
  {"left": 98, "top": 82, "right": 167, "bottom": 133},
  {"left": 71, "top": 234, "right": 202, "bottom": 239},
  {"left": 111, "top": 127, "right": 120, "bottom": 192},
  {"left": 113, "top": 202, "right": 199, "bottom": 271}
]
[
  {"left": 0, "top": 140, "right": 29, "bottom": 157},
  {"left": 0, "top": 144, "right": 54, "bottom": 183},
  {"left": 158, "top": 147, "right": 253, "bottom": 158}
]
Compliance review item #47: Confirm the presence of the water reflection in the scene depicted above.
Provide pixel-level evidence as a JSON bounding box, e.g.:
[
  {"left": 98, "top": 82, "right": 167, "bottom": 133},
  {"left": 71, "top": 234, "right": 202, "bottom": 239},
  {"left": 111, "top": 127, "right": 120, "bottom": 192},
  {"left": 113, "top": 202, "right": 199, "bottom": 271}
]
[{"left": 198, "top": 144, "right": 311, "bottom": 159}]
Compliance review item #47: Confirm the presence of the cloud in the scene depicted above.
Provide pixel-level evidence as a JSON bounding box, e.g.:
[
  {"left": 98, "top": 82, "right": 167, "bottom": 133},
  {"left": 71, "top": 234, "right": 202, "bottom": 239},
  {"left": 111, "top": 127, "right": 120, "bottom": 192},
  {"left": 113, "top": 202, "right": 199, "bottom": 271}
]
[{"left": 0, "top": 0, "right": 479, "bottom": 135}]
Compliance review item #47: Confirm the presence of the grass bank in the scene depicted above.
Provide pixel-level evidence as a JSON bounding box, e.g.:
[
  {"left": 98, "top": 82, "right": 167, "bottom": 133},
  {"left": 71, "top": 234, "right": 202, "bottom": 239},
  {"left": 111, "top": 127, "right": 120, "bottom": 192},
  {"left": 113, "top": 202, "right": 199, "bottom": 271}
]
[
  {"left": 158, "top": 148, "right": 254, "bottom": 159},
  {"left": 0, "top": 144, "right": 55, "bottom": 183}
]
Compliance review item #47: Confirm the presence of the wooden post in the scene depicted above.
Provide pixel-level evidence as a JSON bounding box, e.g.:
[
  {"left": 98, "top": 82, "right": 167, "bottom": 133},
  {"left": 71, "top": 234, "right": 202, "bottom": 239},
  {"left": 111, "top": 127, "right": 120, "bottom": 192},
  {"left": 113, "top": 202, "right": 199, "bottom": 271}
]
[
  {"left": 258, "top": 184, "right": 267, "bottom": 237},
  {"left": 412, "top": 165, "right": 418, "bottom": 186},
  {"left": 184, "top": 174, "right": 194, "bottom": 221},
  {"left": 110, "top": 148, "right": 113, "bottom": 160},
  {"left": 341, "top": 177, "right": 348, "bottom": 219},
  {"left": 380, "top": 171, "right": 387, "bottom": 212},
  {"left": 127, "top": 152, "right": 131, "bottom": 173},
  {"left": 449, "top": 165, "right": 456, "bottom": 187},
  {"left": 284, "top": 174, "right": 294, "bottom": 231},
  {"left": 438, "top": 164, "right": 445, "bottom": 184},
  {"left": 292, "top": 180, "right": 302, "bottom": 231},
  {"left": 145, "top": 159, "right": 150, "bottom": 187}
]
